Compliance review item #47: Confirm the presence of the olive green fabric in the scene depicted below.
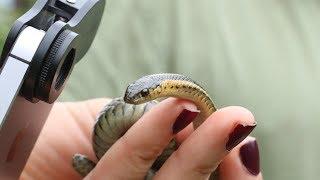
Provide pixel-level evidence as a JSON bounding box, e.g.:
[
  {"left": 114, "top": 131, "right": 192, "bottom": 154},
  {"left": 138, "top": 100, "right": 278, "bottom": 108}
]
[{"left": 60, "top": 1, "right": 320, "bottom": 179}]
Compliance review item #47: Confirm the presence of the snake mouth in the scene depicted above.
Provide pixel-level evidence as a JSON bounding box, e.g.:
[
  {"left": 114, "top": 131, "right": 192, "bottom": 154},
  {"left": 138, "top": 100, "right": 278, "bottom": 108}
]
[
  {"left": 125, "top": 97, "right": 146, "bottom": 105},
  {"left": 124, "top": 86, "right": 150, "bottom": 104},
  {"left": 123, "top": 92, "right": 139, "bottom": 104},
  {"left": 124, "top": 92, "right": 150, "bottom": 105},
  {"left": 125, "top": 98, "right": 138, "bottom": 104}
]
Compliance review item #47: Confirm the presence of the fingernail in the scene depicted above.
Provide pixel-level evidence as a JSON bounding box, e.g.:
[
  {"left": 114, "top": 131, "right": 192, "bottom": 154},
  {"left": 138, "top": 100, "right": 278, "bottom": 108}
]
[
  {"left": 240, "top": 139, "right": 260, "bottom": 176},
  {"left": 226, "top": 123, "right": 256, "bottom": 151},
  {"left": 172, "top": 108, "right": 199, "bottom": 134}
]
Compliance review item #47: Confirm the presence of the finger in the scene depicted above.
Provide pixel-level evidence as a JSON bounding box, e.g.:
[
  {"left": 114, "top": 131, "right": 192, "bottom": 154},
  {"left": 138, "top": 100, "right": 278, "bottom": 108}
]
[
  {"left": 85, "top": 98, "right": 199, "bottom": 180},
  {"left": 219, "top": 137, "right": 262, "bottom": 180},
  {"left": 155, "top": 106, "right": 256, "bottom": 180},
  {"left": 175, "top": 123, "right": 194, "bottom": 143}
]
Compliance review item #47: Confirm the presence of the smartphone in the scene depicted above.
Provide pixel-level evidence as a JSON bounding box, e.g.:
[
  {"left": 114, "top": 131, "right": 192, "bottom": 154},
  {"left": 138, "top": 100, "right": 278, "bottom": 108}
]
[{"left": 0, "top": 26, "right": 54, "bottom": 179}]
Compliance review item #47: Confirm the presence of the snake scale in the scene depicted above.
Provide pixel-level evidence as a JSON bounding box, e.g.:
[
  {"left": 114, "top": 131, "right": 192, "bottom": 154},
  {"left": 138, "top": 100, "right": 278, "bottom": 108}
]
[{"left": 72, "top": 73, "right": 219, "bottom": 179}]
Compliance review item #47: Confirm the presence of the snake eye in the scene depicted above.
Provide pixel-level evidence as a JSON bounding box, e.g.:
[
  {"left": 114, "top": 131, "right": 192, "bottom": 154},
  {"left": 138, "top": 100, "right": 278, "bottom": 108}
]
[{"left": 140, "top": 89, "right": 149, "bottom": 97}]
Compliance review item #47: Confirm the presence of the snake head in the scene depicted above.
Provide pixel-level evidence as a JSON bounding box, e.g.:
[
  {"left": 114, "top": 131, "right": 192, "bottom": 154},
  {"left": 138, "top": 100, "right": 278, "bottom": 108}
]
[
  {"left": 123, "top": 73, "right": 201, "bottom": 105},
  {"left": 124, "top": 75, "right": 160, "bottom": 104},
  {"left": 124, "top": 87, "right": 151, "bottom": 104}
]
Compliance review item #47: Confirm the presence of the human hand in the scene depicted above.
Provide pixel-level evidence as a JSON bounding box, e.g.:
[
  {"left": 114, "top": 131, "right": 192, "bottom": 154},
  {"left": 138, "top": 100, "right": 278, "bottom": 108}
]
[{"left": 20, "top": 98, "right": 262, "bottom": 180}]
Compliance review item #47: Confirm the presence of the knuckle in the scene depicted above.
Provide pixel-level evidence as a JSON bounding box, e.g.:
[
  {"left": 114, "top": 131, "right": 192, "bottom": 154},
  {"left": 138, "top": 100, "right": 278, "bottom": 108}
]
[
  {"left": 193, "top": 164, "right": 216, "bottom": 176},
  {"left": 173, "top": 150, "right": 216, "bottom": 177},
  {"left": 118, "top": 135, "right": 164, "bottom": 168},
  {"left": 133, "top": 145, "right": 163, "bottom": 164}
]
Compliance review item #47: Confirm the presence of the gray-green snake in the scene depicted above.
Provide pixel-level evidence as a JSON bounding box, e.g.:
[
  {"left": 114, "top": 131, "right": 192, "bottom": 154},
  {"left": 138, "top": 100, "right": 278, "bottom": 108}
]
[{"left": 72, "top": 73, "right": 218, "bottom": 179}]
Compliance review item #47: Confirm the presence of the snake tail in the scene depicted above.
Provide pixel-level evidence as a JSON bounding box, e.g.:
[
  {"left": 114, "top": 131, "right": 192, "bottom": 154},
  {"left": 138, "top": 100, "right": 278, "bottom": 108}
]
[{"left": 72, "top": 154, "right": 96, "bottom": 177}]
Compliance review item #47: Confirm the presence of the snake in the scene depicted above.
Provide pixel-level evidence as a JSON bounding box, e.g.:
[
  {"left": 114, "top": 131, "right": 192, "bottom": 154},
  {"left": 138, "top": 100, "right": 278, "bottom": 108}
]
[{"left": 72, "top": 73, "right": 218, "bottom": 179}]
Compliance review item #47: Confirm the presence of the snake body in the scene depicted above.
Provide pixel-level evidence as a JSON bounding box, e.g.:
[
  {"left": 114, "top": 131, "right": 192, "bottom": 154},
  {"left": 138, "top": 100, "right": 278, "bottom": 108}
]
[{"left": 72, "top": 73, "right": 217, "bottom": 179}]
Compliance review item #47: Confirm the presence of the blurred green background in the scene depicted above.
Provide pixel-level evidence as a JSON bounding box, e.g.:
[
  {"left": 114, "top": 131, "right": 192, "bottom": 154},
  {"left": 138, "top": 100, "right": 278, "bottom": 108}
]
[
  {"left": 2, "top": 1, "right": 320, "bottom": 180},
  {"left": 0, "top": 0, "right": 34, "bottom": 54},
  {"left": 0, "top": 8, "right": 12, "bottom": 54}
]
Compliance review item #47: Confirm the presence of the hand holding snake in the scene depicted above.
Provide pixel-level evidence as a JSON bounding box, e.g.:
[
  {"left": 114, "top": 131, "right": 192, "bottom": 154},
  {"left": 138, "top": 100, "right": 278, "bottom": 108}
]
[{"left": 20, "top": 73, "right": 262, "bottom": 180}]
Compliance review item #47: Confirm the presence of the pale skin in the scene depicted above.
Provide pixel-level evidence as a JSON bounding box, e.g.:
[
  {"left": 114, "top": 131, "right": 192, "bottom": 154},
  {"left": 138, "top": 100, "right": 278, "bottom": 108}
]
[{"left": 20, "top": 98, "right": 263, "bottom": 180}]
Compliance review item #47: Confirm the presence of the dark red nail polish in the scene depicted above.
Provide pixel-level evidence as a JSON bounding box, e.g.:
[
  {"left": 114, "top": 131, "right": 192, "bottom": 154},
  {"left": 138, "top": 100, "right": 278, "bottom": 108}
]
[
  {"left": 226, "top": 123, "right": 256, "bottom": 151},
  {"left": 240, "top": 139, "right": 260, "bottom": 176},
  {"left": 172, "top": 108, "right": 199, "bottom": 134}
]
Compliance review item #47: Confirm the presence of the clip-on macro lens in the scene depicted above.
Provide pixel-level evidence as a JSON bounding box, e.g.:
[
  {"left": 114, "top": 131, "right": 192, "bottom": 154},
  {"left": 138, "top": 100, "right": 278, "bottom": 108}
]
[{"left": 0, "top": 0, "right": 105, "bottom": 179}]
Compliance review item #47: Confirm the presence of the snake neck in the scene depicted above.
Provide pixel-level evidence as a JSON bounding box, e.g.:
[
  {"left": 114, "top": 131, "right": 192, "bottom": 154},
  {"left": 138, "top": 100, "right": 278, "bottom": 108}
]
[{"left": 143, "top": 79, "right": 216, "bottom": 128}]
